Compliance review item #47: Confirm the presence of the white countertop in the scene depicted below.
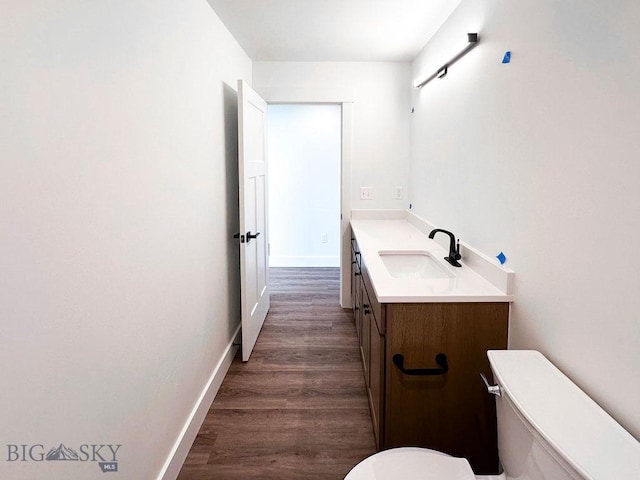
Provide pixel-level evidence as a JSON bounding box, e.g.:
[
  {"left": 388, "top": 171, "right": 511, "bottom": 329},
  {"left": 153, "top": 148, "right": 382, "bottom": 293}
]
[{"left": 351, "top": 218, "right": 514, "bottom": 303}]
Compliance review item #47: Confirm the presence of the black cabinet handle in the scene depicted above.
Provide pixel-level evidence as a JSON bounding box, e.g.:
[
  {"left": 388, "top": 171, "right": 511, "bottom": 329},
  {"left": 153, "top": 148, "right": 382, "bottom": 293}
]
[
  {"left": 246, "top": 231, "right": 260, "bottom": 243},
  {"left": 392, "top": 353, "right": 448, "bottom": 376},
  {"left": 233, "top": 233, "right": 245, "bottom": 243}
]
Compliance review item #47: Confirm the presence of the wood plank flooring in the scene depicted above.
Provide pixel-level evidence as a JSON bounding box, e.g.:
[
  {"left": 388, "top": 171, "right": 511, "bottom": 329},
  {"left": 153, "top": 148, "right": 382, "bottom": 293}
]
[{"left": 177, "top": 267, "right": 376, "bottom": 480}]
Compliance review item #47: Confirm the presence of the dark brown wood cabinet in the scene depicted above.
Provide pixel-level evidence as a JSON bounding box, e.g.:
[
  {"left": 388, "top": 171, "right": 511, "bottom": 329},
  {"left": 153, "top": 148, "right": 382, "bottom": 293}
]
[
  {"left": 350, "top": 235, "right": 509, "bottom": 475},
  {"left": 350, "top": 238, "right": 362, "bottom": 344}
]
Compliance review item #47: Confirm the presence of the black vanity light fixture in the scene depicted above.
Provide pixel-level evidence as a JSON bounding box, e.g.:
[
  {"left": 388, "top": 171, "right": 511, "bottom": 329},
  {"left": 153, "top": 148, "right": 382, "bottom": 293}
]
[{"left": 414, "top": 33, "right": 479, "bottom": 88}]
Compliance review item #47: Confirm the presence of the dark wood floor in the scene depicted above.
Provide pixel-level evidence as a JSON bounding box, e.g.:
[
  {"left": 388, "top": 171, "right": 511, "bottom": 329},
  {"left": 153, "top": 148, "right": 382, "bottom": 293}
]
[{"left": 177, "top": 267, "right": 376, "bottom": 480}]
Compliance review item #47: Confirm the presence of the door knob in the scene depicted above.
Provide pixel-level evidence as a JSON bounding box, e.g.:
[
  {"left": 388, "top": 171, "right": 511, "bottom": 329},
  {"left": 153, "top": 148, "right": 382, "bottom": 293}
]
[{"left": 246, "top": 231, "right": 260, "bottom": 243}]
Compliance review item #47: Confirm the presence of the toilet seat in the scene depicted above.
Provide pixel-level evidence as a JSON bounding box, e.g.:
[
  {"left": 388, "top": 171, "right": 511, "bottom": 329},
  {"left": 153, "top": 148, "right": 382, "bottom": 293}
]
[{"left": 344, "top": 447, "right": 476, "bottom": 480}]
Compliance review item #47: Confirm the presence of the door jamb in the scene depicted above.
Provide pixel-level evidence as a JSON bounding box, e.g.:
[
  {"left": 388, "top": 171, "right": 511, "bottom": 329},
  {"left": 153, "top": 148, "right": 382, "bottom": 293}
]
[{"left": 255, "top": 86, "right": 354, "bottom": 308}]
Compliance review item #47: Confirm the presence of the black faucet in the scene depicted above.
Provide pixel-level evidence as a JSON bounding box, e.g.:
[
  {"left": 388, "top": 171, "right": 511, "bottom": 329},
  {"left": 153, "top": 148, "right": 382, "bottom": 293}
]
[{"left": 428, "top": 229, "right": 462, "bottom": 267}]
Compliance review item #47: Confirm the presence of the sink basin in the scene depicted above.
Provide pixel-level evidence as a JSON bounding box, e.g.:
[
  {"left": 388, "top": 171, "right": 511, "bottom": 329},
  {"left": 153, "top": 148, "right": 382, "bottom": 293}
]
[{"left": 379, "top": 251, "right": 453, "bottom": 279}]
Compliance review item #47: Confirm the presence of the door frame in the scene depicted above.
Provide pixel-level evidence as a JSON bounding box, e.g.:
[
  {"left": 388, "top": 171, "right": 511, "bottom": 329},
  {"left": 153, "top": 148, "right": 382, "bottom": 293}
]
[
  {"left": 256, "top": 86, "right": 354, "bottom": 308},
  {"left": 266, "top": 103, "right": 342, "bottom": 268}
]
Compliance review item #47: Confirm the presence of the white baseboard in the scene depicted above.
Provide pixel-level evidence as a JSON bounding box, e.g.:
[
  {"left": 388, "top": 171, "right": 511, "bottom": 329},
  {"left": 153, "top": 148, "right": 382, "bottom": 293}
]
[{"left": 156, "top": 324, "right": 241, "bottom": 480}]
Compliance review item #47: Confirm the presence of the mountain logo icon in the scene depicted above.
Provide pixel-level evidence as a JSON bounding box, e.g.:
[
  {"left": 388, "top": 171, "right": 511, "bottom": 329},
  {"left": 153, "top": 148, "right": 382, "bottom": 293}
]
[{"left": 45, "top": 443, "right": 80, "bottom": 461}]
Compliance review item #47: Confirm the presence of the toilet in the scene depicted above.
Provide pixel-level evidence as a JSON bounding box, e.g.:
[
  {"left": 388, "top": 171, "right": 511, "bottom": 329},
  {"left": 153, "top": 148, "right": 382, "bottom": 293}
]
[{"left": 345, "top": 350, "right": 640, "bottom": 480}]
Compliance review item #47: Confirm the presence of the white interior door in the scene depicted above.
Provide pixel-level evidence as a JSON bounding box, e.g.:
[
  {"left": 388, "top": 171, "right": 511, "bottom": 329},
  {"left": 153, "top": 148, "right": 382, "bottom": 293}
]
[{"left": 237, "top": 80, "right": 270, "bottom": 362}]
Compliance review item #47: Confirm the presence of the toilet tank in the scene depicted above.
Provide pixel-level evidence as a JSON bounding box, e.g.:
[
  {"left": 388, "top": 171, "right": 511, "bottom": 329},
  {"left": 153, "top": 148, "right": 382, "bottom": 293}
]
[{"left": 487, "top": 350, "right": 640, "bottom": 480}]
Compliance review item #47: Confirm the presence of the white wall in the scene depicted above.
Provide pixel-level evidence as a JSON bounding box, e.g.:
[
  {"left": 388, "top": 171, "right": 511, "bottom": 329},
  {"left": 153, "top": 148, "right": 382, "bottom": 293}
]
[
  {"left": 268, "top": 104, "right": 341, "bottom": 267},
  {"left": 410, "top": 0, "right": 640, "bottom": 439},
  {"left": 254, "top": 62, "right": 412, "bottom": 210},
  {"left": 0, "top": 1, "right": 251, "bottom": 478}
]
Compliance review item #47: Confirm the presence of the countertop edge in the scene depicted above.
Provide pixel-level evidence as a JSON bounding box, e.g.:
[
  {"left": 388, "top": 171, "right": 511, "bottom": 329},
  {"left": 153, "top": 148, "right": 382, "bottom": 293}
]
[{"left": 376, "top": 294, "right": 515, "bottom": 303}]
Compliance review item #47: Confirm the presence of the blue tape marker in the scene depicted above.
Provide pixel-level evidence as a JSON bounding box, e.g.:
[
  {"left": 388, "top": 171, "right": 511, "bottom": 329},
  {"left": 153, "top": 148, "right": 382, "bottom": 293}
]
[
  {"left": 502, "top": 51, "right": 511, "bottom": 64},
  {"left": 496, "top": 252, "right": 507, "bottom": 265}
]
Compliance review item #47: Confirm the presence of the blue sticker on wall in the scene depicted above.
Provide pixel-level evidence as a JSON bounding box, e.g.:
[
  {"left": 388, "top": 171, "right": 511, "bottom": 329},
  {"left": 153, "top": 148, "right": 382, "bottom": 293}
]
[
  {"left": 502, "top": 51, "right": 511, "bottom": 64},
  {"left": 496, "top": 252, "right": 507, "bottom": 265}
]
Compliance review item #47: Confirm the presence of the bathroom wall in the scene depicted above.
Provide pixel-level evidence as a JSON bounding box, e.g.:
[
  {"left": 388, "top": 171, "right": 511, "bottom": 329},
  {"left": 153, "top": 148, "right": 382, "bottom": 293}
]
[
  {"left": 409, "top": 0, "right": 640, "bottom": 438},
  {"left": 0, "top": 1, "right": 251, "bottom": 479},
  {"left": 254, "top": 62, "right": 412, "bottom": 211}
]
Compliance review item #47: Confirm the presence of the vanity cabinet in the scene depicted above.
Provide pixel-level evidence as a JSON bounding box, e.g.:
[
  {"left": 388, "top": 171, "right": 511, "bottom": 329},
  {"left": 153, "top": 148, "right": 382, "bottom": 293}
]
[{"left": 350, "top": 235, "right": 508, "bottom": 475}]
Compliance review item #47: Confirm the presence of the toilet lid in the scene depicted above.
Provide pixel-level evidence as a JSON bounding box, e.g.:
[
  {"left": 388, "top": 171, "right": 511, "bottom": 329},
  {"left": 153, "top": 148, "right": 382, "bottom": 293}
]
[{"left": 344, "top": 447, "right": 476, "bottom": 480}]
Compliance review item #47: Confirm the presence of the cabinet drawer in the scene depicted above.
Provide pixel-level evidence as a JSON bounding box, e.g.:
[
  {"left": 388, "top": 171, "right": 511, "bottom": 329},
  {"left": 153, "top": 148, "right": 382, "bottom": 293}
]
[
  {"left": 362, "top": 279, "right": 385, "bottom": 449},
  {"left": 368, "top": 309, "right": 384, "bottom": 448},
  {"left": 351, "top": 237, "right": 361, "bottom": 268},
  {"left": 362, "top": 261, "right": 384, "bottom": 334}
]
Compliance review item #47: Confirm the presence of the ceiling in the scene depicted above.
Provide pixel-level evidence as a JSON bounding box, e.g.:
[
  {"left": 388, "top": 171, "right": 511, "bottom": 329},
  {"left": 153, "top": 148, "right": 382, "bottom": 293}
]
[{"left": 207, "top": 0, "right": 461, "bottom": 62}]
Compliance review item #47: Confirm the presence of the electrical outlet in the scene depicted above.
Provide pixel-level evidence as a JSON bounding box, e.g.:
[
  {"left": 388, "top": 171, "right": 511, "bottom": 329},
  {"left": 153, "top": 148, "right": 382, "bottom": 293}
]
[
  {"left": 321, "top": 233, "right": 328, "bottom": 243},
  {"left": 395, "top": 186, "right": 404, "bottom": 200},
  {"left": 360, "top": 187, "right": 374, "bottom": 200}
]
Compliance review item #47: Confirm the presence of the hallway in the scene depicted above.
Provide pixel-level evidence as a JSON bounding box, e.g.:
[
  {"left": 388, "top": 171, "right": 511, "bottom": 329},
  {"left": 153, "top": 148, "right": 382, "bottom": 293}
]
[{"left": 177, "top": 267, "right": 376, "bottom": 479}]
